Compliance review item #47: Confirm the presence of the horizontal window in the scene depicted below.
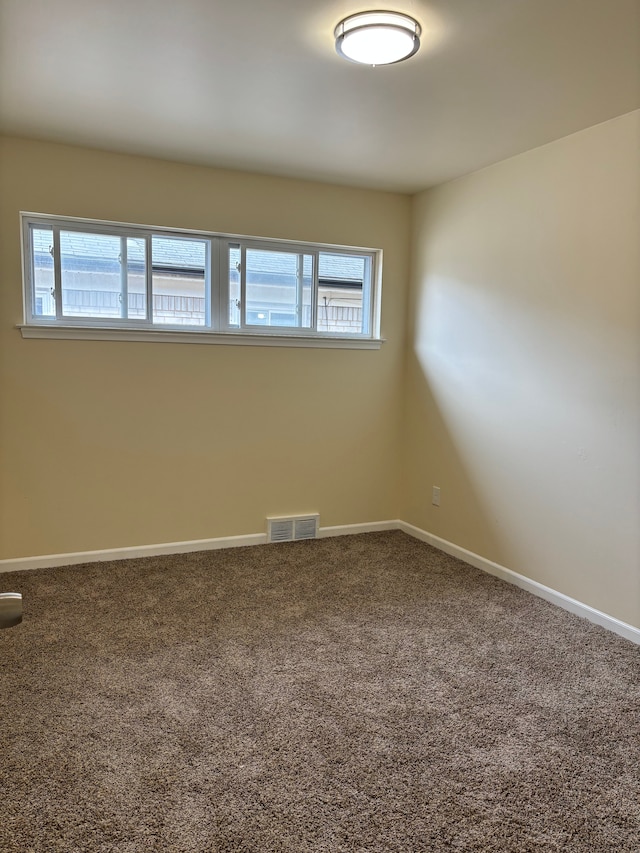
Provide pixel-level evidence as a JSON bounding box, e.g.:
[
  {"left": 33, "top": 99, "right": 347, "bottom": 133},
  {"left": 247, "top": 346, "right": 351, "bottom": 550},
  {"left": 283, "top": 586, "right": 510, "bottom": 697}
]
[{"left": 20, "top": 214, "right": 382, "bottom": 346}]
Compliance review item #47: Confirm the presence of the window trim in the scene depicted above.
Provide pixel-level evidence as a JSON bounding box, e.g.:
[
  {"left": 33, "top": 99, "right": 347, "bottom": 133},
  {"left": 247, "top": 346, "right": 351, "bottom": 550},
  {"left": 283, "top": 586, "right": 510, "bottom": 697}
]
[
  {"left": 19, "top": 212, "right": 383, "bottom": 347},
  {"left": 17, "top": 323, "right": 384, "bottom": 349}
]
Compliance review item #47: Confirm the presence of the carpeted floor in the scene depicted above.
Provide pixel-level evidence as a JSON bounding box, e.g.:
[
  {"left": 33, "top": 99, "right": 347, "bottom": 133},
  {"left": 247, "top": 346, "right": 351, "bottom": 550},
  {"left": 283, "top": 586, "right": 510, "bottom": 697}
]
[{"left": 1, "top": 531, "right": 639, "bottom": 852}]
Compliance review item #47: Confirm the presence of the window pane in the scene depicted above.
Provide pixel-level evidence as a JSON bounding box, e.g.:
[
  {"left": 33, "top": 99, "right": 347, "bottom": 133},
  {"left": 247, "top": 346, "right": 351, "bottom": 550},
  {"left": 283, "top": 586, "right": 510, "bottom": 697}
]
[
  {"left": 59, "top": 231, "right": 124, "bottom": 319},
  {"left": 245, "top": 249, "right": 313, "bottom": 329},
  {"left": 152, "top": 236, "right": 206, "bottom": 326},
  {"left": 31, "top": 227, "right": 55, "bottom": 317},
  {"left": 318, "top": 252, "right": 369, "bottom": 335}
]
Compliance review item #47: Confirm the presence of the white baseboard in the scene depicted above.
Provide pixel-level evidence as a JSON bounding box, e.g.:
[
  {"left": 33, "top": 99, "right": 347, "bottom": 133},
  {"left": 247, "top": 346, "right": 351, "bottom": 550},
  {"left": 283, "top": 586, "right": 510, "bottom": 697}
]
[
  {"left": 0, "top": 520, "right": 403, "bottom": 574},
  {"left": 398, "top": 521, "right": 640, "bottom": 646},
  {"left": 0, "top": 532, "right": 268, "bottom": 574},
  {"left": 317, "top": 520, "right": 400, "bottom": 538},
  {"left": 0, "top": 521, "right": 401, "bottom": 575},
  {"left": 2, "top": 519, "right": 638, "bottom": 645}
]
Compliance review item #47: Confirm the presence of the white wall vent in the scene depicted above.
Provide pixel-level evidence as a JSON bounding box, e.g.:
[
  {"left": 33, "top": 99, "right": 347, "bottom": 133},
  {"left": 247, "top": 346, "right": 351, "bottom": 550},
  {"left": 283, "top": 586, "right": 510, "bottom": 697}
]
[{"left": 267, "top": 514, "right": 319, "bottom": 543}]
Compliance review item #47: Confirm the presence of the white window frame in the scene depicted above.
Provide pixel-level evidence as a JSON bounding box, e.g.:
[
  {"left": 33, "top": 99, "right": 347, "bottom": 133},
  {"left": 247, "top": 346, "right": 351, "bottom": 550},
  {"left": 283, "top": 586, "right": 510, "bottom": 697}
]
[{"left": 19, "top": 213, "right": 384, "bottom": 349}]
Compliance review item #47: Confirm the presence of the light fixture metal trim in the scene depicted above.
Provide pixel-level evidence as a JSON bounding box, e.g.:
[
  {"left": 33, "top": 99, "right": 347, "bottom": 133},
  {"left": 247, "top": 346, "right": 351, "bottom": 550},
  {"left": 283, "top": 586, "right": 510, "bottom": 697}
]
[{"left": 334, "top": 10, "right": 421, "bottom": 66}]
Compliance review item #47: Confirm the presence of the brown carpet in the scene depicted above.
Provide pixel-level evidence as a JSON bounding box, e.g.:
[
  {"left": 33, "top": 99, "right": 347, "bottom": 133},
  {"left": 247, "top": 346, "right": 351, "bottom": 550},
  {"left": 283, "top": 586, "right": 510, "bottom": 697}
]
[{"left": 1, "top": 531, "right": 639, "bottom": 852}]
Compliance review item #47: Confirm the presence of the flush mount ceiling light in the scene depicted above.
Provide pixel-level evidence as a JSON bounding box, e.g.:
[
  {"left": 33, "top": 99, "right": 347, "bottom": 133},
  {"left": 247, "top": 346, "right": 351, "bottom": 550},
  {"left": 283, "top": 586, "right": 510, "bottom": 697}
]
[{"left": 334, "top": 10, "right": 421, "bottom": 66}]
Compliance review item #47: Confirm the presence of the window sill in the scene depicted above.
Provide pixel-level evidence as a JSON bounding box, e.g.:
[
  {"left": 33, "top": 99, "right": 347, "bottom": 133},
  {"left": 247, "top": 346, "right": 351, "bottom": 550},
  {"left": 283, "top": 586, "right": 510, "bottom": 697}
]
[{"left": 17, "top": 324, "right": 384, "bottom": 350}]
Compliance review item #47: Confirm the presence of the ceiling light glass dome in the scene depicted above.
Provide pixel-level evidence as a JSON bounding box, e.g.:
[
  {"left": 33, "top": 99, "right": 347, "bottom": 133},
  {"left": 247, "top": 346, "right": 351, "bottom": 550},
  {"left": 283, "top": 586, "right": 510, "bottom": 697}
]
[{"left": 334, "top": 11, "right": 421, "bottom": 66}]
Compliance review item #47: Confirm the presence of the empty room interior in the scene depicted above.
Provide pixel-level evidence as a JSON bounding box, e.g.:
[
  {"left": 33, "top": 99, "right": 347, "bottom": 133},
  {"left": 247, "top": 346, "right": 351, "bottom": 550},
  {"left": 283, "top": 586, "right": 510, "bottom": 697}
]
[{"left": 1, "top": 1, "right": 639, "bottom": 850}]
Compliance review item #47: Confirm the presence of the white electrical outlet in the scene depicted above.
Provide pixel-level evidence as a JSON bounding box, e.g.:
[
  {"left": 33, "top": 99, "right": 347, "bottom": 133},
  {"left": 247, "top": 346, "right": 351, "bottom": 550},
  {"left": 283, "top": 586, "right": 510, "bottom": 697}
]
[{"left": 432, "top": 486, "right": 441, "bottom": 507}]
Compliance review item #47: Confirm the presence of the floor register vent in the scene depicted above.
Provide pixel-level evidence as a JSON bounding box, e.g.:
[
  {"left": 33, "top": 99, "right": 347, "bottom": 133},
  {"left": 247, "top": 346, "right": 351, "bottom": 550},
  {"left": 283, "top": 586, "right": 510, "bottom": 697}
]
[{"left": 267, "top": 514, "right": 319, "bottom": 543}]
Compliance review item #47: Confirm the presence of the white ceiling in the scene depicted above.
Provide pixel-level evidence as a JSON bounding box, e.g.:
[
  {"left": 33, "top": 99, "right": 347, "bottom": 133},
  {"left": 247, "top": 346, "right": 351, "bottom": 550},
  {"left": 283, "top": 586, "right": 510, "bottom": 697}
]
[{"left": 0, "top": 0, "right": 638, "bottom": 193}]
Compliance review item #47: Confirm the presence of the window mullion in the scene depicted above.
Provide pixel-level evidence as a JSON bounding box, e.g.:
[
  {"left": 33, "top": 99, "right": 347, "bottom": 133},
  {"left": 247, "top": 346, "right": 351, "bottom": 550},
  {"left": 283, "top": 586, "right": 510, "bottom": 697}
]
[
  {"left": 368, "top": 254, "right": 378, "bottom": 337},
  {"left": 296, "top": 254, "right": 303, "bottom": 328},
  {"left": 52, "top": 227, "right": 63, "bottom": 319},
  {"left": 120, "top": 236, "right": 128, "bottom": 320},
  {"left": 311, "top": 251, "right": 319, "bottom": 332},
  {"left": 360, "top": 254, "right": 370, "bottom": 337},
  {"left": 25, "top": 223, "right": 38, "bottom": 322},
  {"left": 144, "top": 236, "right": 153, "bottom": 324},
  {"left": 203, "top": 239, "right": 211, "bottom": 328},
  {"left": 211, "top": 238, "right": 224, "bottom": 331},
  {"left": 240, "top": 244, "right": 247, "bottom": 330}
]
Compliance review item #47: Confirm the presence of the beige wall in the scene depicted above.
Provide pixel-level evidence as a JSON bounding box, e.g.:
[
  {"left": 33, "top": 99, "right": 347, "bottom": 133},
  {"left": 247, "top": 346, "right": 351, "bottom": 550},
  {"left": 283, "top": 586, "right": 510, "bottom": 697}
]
[
  {"left": 404, "top": 111, "right": 640, "bottom": 627},
  {"left": 2, "top": 116, "right": 639, "bottom": 631},
  {"left": 0, "top": 137, "right": 410, "bottom": 558}
]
